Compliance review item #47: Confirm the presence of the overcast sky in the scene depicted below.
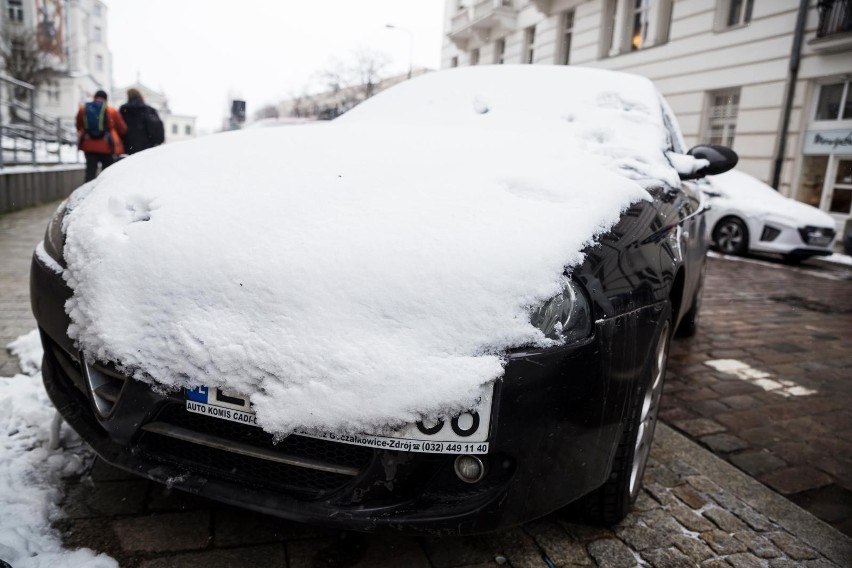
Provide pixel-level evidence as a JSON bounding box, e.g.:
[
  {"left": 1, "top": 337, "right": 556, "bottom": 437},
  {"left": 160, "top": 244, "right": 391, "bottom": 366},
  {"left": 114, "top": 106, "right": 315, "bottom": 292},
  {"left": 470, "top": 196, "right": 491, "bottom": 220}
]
[{"left": 105, "top": 1, "right": 446, "bottom": 133}]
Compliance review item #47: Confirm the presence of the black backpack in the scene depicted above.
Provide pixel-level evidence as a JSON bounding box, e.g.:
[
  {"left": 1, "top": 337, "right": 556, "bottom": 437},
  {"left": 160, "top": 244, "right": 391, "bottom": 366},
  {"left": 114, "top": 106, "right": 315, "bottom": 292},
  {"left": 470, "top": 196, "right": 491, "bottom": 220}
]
[{"left": 145, "top": 107, "right": 165, "bottom": 145}]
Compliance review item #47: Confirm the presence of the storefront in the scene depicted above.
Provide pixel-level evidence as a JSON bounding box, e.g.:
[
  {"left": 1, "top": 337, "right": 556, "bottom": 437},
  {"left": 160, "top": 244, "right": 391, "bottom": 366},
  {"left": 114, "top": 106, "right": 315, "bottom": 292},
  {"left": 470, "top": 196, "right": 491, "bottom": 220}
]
[{"left": 798, "top": 80, "right": 852, "bottom": 239}]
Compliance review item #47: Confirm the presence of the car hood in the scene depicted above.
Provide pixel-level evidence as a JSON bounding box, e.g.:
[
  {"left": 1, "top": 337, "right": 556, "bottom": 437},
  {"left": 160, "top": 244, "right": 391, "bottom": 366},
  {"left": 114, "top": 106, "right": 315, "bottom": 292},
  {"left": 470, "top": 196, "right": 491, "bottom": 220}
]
[
  {"left": 706, "top": 170, "right": 835, "bottom": 228},
  {"left": 61, "top": 109, "right": 669, "bottom": 435}
]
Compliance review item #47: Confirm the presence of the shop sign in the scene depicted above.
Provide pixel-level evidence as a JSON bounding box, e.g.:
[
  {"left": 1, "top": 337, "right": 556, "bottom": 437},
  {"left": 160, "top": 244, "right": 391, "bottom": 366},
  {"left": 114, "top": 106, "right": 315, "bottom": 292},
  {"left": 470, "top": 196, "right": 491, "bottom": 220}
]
[{"left": 803, "top": 128, "right": 852, "bottom": 155}]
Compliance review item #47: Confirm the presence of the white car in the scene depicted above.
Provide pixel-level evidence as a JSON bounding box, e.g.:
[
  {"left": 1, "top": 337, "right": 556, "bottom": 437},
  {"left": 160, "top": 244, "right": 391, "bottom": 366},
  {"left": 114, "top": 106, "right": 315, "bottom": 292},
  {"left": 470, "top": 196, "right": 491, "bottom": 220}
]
[{"left": 703, "top": 169, "right": 837, "bottom": 261}]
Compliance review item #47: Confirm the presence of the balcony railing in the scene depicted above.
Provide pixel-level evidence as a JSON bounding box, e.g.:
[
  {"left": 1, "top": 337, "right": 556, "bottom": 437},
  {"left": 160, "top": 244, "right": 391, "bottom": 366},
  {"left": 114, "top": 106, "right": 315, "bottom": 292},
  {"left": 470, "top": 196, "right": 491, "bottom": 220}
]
[
  {"left": 816, "top": 0, "right": 852, "bottom": 38},
  {"left": 448, "top": 0, "right": 518, "bottom": 48}
]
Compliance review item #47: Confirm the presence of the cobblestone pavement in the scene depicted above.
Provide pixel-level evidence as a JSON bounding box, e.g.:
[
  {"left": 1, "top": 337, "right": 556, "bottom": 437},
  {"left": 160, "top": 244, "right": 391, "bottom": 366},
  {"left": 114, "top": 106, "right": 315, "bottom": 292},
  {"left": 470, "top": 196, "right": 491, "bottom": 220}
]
[
  {"left": 662, "top": 253, "right": 852, "bottom": 537},
  {"left": 2, "top": 203, "right": 851, "bottom": 567}
]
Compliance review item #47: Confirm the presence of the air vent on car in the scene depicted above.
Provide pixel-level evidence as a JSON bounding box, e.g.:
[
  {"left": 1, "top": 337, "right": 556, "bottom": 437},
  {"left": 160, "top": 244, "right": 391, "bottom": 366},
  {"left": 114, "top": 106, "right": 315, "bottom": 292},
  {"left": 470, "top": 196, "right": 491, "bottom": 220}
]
[{"left": 81, "top": 357, "right": 128, "bottom": 417}]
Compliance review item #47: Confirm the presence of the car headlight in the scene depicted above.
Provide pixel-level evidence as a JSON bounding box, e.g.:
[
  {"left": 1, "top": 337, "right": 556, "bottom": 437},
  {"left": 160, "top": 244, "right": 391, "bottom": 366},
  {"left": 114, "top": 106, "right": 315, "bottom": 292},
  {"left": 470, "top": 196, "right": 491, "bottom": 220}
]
[
  {"left": 529, "top": 279, "right": 592, "bottom": 342},
  {"left": 43, "top": 199, "right": 69, "bottom": 263}
]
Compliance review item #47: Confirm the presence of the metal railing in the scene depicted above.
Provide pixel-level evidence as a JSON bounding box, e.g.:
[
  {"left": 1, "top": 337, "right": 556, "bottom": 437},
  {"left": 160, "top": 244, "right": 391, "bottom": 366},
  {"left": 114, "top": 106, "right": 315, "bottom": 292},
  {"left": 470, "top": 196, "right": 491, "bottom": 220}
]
[
  {"left": 816, "top": 0, "right": 852, "bottom": 38},
  {"left": 1, "top": 73, "right": 78, "bottom": 169}
]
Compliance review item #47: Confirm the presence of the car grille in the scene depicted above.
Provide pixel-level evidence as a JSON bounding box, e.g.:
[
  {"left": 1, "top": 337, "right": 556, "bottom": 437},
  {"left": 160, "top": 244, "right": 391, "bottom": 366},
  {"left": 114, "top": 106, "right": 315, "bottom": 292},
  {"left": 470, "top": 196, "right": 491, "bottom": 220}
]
[
  {"left": 798, "top": 226, "right": 836, "bottom": 247},
  {"left": 139, "top": 403, "right": 375, "bottom": 499}
]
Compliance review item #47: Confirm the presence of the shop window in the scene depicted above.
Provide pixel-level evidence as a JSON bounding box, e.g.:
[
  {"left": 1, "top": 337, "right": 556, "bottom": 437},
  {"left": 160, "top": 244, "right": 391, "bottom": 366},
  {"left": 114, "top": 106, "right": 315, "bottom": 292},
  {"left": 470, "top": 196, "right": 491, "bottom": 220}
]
[
  {"left": 798, "top": 156, "right": 828, "bottom": 208},
  {"left": 602, "top": 0, "right": 673, "bottom": 57},
  {"left": 829, "top": 159, "right": 852, "bottom": 214},
  {"left": 171, "top": 124, "right": 178, "bottom": 135},
  {"left": 814, "top": 81, "right": 852, "bottom": 122},
  {"left": 704, "top": 88, "right": 741, "bottom": 146},
  {"left": 470, "top": 48, "right": 479, "bottom": 66},
  {"left": 185, "top": 124, "right": 192, "bottom": 136}
]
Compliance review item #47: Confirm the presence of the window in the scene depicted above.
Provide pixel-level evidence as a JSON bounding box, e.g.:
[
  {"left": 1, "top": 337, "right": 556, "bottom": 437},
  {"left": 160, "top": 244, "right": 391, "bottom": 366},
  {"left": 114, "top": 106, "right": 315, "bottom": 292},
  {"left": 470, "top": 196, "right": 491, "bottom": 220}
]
[
  {"left": 559, "top": 10, "right": 574, "bottom": 65},
  {"left": 171, "top": 124, "right": 178, "bottom": 135},
  {"left": 10, "top": 39, "right": 25, "bottom": 66},
  {"left": 630, "top": 0, "right": 652, "bottom": 51},
  {"left": 814, "top": 81, "right": 852, "bottom": 122},
  {"left": 94, "top": 2, "right": 101, "bottom": 17},
  {"left": 470, "top": 48, "right": 479, "bottom": 66},
  {"left": 45, "top": 80, "right": 60, "bottom": 104},
  {"left": 828, "top": 159, "right": 852, "bottom": 214},
  {"left": 523, "top": 26, "right": 535, "bottom": 64},
  {"left": 95, "top": 54, "right": 103, "bottom": 71},
  {"left": 450, "top": 56, "right": 459, "bottom": 68},
  {"left": 7, "top": 0, "right": 23, "bottom": 22},
  {"left": 726, "top": 0, "right": 753, "bottom": 28},
  {"left": 603, "top": 0, "right": 673, "bottom": 56},
  {"left": 494, "top": 38, "right": 505, "bottom": 64},
  {"left": 185, "top": 124, "right": 192, "bottom": 136},
  {"left": 93, "top": 26, "right": 102, "bottom": 43},
  {"left": 705, "top": 88, "right": 740, "bottom": 146}
]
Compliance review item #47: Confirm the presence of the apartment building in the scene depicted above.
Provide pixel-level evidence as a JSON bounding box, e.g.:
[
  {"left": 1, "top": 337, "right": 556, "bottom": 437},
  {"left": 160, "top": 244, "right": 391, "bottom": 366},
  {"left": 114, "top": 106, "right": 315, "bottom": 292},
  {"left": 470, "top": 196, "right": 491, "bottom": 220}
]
[
  {"left": 442, "top": 0, "right": 852, "bottom": 232},
  {"left": 1, "top": 0, "right": 113, "bottom": 125}
]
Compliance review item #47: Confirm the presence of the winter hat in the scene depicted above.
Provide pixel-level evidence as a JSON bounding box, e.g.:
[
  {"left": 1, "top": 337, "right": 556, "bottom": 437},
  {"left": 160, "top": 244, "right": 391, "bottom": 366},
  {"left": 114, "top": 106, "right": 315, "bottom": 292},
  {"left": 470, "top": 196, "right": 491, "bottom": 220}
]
[{"left": 94, "top": 90, "right": 108, "bottom": 100}]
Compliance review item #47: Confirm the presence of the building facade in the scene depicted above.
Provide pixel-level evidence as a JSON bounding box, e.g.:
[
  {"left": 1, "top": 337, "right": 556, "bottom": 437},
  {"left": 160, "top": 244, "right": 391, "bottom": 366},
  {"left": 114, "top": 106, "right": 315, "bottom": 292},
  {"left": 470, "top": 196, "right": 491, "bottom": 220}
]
[
  {"left": 442, "top": 0, "right": 852, "bottom": 233},
  {"left": 1, "top": 0, "right": 113, "bottom": 126}
]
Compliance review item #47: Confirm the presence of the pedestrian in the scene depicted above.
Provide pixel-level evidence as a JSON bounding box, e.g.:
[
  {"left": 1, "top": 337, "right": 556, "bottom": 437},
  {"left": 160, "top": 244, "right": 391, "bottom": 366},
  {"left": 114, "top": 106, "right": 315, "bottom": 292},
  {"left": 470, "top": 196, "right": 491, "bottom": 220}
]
[
  {"left": 119, "top": 88, "right": 165, "bottom": 155},
  {"left": 76, "top": 90, "right": 127, "bottom": 182}
]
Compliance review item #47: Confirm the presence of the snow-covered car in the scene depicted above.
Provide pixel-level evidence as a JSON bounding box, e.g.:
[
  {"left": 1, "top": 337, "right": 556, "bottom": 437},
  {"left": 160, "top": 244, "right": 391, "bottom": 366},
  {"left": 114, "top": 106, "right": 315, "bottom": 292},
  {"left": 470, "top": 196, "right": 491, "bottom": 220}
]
[
  {"left": 30, "top": 66, "right": 735, "bottom": 534},
  {"left": 703, "top": 169, "right": 837, "bottom": 260}
]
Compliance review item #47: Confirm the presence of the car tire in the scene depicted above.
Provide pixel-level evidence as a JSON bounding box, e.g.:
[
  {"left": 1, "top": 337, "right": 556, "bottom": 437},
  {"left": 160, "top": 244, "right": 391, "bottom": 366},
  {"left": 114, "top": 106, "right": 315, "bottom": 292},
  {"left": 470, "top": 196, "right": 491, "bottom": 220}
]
[
  {"left": 578, "top": 310, "right": 672, "bottom": 525},
  {"left": 713, "top": 217, "right": 749, "bottom": 256}
]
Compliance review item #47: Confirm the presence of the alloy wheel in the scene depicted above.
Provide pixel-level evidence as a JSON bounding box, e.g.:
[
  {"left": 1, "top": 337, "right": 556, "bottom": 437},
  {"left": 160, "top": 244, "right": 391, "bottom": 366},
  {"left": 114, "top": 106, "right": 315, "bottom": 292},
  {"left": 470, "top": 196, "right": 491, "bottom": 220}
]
[
  {"left": 629, "top": 320, "right": 669, "bottom": 498},
  {"left": 716, "top": 221, "right": 745, "bottom": 254}
]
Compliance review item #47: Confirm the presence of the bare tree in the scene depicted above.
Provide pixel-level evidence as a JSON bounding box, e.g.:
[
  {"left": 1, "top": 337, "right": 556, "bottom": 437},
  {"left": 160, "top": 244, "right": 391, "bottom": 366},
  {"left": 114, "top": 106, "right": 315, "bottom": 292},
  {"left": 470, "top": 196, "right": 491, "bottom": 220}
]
[
  {"left": 0, "top": 26, "right": 57, "bottom": 97},
  {"left": 352, "top": 48, "right": 390, "bottom": 100}
]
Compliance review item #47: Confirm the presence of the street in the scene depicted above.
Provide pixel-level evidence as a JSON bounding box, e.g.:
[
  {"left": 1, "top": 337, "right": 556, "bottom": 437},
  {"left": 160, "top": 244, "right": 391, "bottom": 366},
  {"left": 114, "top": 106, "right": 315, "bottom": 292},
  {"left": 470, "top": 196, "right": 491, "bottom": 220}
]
[{"left": 1, "top": 202, "right": 851, "bottom": 567}]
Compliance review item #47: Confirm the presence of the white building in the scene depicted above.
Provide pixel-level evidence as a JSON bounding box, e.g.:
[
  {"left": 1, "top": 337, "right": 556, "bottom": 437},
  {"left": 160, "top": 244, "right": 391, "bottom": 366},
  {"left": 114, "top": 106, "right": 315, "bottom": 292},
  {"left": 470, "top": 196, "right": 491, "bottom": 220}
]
[
  {"left": 442, "top": 0, "right": 852, "bottom": 233},
  {"left": 1, "top": 0, "right": 113, "bottom": 126}
]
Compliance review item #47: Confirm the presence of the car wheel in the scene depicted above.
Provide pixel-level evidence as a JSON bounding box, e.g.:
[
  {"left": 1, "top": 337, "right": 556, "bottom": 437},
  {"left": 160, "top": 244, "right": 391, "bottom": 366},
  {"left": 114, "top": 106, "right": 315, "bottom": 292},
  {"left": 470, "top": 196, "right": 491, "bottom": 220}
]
[
  {"left": 578, "top": 313, "right": 671, "bottom": 525},
  {"left": 713, "top": 217, "right": 749, "bottom": 256}
]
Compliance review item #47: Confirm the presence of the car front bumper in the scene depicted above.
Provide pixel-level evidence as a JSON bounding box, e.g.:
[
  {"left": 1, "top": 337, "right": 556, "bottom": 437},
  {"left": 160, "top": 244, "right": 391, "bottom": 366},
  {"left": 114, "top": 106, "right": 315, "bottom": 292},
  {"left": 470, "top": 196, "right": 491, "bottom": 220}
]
[{"left": 31, "top": 251, "right": 665, "bottom": 535}]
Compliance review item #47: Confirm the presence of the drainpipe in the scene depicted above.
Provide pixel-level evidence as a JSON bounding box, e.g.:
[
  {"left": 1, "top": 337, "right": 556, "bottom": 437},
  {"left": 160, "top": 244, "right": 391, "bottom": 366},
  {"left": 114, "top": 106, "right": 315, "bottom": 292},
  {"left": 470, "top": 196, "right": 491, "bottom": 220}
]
[{"left": 771, "top": 0, "right": 810, "bottom": 190}]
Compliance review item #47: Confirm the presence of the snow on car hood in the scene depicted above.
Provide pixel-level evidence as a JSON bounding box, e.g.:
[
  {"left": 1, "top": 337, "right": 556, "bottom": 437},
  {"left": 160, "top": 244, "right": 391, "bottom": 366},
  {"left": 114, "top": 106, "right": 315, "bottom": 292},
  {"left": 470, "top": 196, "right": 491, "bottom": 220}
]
[
  {"left": 62, "top": 66, "right": 678, "bottom": 435},
  {"left": 707, "top": 170, "right": 835, "bottom": 227}
]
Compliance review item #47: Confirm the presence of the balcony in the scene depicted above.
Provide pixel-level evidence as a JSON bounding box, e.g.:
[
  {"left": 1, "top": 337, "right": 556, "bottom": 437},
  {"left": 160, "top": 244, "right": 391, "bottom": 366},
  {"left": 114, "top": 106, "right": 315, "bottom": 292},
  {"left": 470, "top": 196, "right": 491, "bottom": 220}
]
[
  {"left": 448, "top": 0, "right": 518, "bottom": 49},
  {"left": 811, "top": 0, "right": 852, "bottom": 52}
]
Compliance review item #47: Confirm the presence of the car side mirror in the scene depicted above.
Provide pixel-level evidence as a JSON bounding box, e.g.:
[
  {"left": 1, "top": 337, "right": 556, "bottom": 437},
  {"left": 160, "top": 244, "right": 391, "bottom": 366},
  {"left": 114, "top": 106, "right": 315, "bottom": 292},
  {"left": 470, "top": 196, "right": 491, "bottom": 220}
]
[{"left": 680, "top": 144, "right": 738, "bottom": 180}]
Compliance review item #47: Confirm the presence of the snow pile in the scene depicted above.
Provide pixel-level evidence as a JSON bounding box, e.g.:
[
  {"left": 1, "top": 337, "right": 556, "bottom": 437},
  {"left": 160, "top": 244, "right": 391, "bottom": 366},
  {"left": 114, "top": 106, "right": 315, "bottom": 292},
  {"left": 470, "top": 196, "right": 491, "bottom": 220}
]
[
  {"left": 61, "top": 66, "right": 681, "bottom": 435},
  {"left": 1, "top": 333, "right": 117, "bottom": 568}
]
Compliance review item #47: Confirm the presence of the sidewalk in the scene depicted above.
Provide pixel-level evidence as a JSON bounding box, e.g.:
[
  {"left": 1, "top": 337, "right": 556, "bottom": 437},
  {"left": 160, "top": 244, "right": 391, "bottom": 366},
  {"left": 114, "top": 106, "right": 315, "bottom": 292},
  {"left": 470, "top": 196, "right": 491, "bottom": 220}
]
[{"left": 2, "top": 203, "right": 851, "bottom": 567}]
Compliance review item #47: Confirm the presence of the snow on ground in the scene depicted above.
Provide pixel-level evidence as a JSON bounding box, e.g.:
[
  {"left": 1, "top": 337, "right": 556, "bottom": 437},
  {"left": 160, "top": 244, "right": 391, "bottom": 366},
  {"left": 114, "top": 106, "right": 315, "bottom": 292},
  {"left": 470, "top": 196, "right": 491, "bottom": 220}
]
[
  {"left": 1, "top": 332, "right": 117, "bottom": 568},
  {"left": 59, "top": 66, "right": 692, "bottom": 435},
  {"left": 824, "top": 252, "right": 852, "bottom": 266}
]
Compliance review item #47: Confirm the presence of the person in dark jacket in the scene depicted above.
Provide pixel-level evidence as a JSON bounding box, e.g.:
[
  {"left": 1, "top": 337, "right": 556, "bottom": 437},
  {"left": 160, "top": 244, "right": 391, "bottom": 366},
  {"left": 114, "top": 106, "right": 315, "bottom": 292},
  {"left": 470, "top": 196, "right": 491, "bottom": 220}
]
[{"left": 119, "top": 88, "right": 165, "bottom": 155}]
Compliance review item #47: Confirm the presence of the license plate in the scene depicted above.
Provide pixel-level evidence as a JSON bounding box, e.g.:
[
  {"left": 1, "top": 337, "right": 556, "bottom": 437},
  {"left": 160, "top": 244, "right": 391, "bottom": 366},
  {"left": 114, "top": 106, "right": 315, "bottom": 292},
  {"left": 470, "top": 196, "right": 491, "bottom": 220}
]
[{"left": 184, "top": 384, "right": 493, "bottom": 454}]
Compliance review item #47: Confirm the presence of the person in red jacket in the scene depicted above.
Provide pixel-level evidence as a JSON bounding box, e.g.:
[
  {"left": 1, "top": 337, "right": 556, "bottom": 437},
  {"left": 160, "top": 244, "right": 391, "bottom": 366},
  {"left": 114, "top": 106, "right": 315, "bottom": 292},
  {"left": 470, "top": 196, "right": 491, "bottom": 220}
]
[{"left": 76, "top": 90, "right": 128, "bottom": 182}]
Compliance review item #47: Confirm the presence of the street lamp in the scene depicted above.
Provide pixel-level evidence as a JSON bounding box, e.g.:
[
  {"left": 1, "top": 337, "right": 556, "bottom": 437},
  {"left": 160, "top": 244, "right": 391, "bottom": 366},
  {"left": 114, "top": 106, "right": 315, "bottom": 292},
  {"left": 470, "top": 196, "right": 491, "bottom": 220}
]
[{"left": 385, "top": 24, "right": 413, "bottom": 80}]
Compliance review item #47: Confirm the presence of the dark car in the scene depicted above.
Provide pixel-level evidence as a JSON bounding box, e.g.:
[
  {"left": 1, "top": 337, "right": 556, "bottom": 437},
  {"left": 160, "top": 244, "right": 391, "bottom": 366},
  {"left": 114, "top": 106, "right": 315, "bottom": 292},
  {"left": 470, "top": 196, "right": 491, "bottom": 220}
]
[{"left": 31, "top": 66, "right": 735, "bottom": 535}]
